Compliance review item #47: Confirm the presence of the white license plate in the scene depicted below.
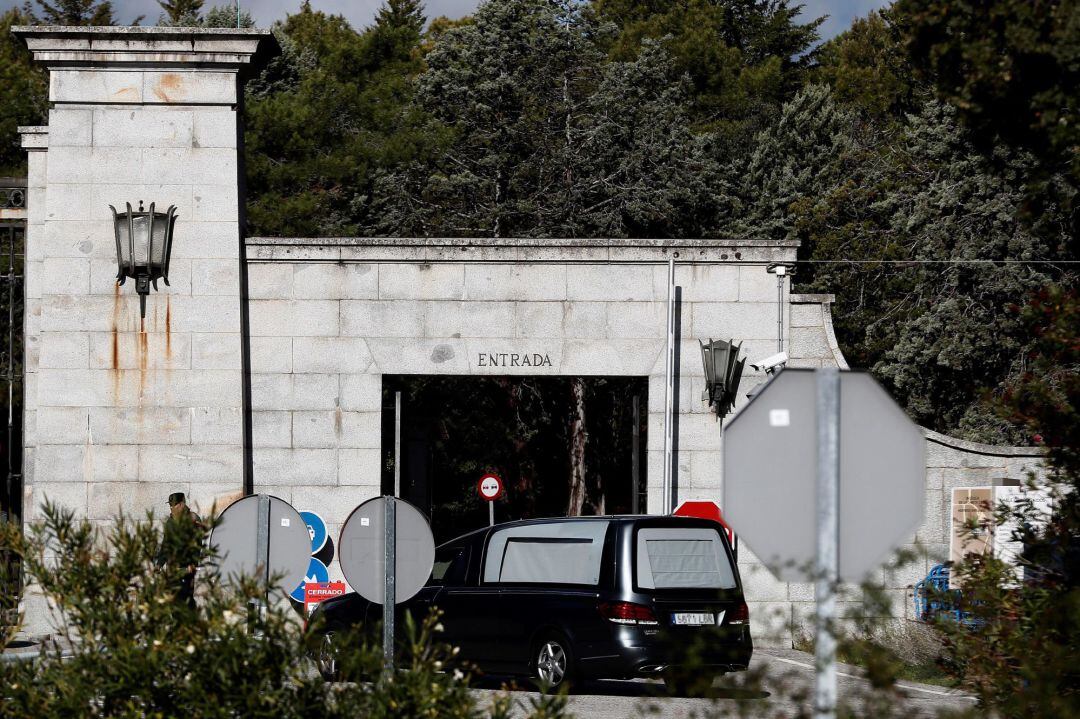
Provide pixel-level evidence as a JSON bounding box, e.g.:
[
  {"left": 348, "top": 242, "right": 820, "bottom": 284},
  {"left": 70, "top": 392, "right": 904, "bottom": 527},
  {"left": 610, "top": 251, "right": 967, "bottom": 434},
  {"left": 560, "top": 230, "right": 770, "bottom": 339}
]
[{"left": 672, "top": 612, "right": 714, "bottom": 626}]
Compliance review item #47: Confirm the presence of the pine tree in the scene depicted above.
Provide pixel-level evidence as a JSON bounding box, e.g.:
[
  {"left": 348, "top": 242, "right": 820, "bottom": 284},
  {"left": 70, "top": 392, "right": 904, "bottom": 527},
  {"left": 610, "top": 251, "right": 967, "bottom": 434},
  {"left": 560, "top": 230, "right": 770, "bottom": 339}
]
[
  {"left": 202, "top": 4, "right": 254, "bottom": 28},
  {"left": 30, "top": 0, "right": 117, "bottom": 25},
  {"left": 589, "top": 0, "right": 823, "bottom": 143},
  {"left": 0, "top": 8, "right": 47, "bottom": 176},
  {"left": 375, "top": 0, "right": 424, "bottom": 34},
  {"left": 156, "top": 0, "right": 203, "bottom": 26},
  {"left": 369, "top": 0, "right": 713, "bottom": 239}
]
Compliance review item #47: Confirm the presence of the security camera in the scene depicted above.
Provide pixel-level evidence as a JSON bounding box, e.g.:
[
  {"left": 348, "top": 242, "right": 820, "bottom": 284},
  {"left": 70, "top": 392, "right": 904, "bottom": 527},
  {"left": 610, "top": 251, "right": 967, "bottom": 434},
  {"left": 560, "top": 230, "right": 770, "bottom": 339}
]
[{"left": 750, "top": 351, "right": 788, "bottom": 373}]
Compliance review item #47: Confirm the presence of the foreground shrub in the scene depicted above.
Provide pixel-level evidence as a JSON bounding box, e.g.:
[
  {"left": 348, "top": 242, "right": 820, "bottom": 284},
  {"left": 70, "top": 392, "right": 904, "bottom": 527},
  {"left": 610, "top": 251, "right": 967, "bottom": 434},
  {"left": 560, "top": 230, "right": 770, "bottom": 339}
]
[{"left": 0, "top": 504, "right": 569, "bottom": 719}]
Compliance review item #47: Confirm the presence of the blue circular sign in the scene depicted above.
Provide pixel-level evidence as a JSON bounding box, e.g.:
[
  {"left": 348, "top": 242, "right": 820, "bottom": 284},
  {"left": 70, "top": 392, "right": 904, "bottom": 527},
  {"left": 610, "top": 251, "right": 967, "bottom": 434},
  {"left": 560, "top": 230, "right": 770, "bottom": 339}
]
[
  {"left": 289, "top": 556, "right": 330, "bottom": 603},
  {"left": 300, "top": 511, "right": 328, "bottom": 554}
]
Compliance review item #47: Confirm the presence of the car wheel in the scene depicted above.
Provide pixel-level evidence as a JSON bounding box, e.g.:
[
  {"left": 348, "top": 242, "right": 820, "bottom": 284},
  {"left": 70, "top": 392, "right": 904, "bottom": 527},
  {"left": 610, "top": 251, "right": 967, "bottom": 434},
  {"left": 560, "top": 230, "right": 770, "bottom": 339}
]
[
  {"left": 533, "top": 632, "right": 576, "bottom": 693},
  {"left": 316, "top": 631, "right": 338, "bottom": 681}
]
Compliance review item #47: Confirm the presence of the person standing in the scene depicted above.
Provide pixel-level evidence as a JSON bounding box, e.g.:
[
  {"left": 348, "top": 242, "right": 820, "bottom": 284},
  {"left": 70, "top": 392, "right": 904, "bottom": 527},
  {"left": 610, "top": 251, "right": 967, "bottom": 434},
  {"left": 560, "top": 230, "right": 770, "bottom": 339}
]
[{"left": 158, "top": 492, "right": 204, "bottom": 610}]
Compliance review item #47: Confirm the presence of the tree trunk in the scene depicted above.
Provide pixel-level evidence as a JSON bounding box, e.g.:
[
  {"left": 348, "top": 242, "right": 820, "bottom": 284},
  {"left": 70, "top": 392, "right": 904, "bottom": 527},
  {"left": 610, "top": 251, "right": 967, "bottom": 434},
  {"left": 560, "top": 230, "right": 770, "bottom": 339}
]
[{"left": 567, "top": 377, "right": 587, "bottom": 517}]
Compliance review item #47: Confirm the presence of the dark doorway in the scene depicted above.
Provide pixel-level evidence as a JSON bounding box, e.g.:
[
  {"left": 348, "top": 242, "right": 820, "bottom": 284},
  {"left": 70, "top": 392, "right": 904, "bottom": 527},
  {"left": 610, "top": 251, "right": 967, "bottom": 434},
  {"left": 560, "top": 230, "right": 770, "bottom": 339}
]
[{"left": 381, "top": 376, "right": 647, "bottom": 544}]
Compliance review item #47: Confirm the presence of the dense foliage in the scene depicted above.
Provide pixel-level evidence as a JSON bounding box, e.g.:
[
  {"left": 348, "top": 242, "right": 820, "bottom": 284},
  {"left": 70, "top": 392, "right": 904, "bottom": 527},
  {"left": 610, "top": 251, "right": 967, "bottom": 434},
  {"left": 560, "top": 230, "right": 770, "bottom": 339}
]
[
  {"left": 0, "top": 505, "right": 570, "bottom": 719},
  {"left": 1, "top": 0, "right": 1076, "bottom": 443},
  {"left": 0, "top": 8, "right": 46, "bottom": 176},
  {"left": 934, "top": 288, "right": 1080, "bottom": 717}
]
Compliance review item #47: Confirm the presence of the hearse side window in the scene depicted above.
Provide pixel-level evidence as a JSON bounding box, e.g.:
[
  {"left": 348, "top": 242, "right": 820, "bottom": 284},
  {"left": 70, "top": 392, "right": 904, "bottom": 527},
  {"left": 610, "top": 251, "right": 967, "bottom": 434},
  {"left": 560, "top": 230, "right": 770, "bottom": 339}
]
[
  {"left": 635, "top": 527, "right": 736, "bottom": 590},
  {"left": 483, "top": 521, "right": 609, "bottom": 585},
  {"left": 428, "top": 545, "right": 469, "bottom": 586}
]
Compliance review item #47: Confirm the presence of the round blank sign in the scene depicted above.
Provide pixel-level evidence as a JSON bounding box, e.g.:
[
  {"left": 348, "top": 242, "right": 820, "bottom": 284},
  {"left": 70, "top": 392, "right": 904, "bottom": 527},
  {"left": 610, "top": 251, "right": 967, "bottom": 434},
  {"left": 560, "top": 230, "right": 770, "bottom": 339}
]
[
  {"left": 339, "top": 497, "right": 435, "bottom": 605},
  {"left": 209, "top": 494, "right": 312, "bottom": 595}
]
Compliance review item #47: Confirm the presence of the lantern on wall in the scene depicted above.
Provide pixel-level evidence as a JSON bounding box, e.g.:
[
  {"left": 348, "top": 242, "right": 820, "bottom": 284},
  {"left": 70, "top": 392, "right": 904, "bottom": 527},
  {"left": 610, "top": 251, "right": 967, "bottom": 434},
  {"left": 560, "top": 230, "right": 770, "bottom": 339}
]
[
  {"left": 700, "top": 338, "right": 745, "bottom": 419},
  {"left": 110, "top": 201, "right": 177, "bottom": 318}
]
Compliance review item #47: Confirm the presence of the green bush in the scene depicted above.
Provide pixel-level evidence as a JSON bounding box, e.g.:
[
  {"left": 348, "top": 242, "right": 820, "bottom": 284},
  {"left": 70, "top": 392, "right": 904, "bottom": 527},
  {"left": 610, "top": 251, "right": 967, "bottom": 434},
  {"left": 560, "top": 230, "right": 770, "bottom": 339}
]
[{"left": 0, "top": 504, "right": 571, "bottom": 719}]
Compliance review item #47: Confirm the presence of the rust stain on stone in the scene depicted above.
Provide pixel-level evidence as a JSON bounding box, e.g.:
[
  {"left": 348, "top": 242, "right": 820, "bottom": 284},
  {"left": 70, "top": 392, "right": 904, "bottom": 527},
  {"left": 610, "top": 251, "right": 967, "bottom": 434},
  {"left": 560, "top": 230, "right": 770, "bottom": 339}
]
[
  {"left": 111, "top": 282, "right": 122, "bottom": 400},
  {"left": 165, "top": 296, "right": 172, "bottom": 359},
  {"left": 334, "top": 407, "right": 343, "bottom": 436},
  {"left": 152, "top": 73, "right": 183, "bottom": 103},
  {"left": 111, "top": 87, "right": 139, "bottom": 101},
  {"left": 139, "top": 316, "right": 148, "bottom": 398}
]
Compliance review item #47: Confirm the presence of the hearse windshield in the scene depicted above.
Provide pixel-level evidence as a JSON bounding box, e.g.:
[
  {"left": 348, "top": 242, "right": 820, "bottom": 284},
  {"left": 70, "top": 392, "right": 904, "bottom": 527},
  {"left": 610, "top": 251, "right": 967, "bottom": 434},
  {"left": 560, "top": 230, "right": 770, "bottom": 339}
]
[
  {"left": 635, "top": 527, "right": 737, "bottom": 590},
  {"left": 484, "top": 521, "right": 609, "bottom": 586}
]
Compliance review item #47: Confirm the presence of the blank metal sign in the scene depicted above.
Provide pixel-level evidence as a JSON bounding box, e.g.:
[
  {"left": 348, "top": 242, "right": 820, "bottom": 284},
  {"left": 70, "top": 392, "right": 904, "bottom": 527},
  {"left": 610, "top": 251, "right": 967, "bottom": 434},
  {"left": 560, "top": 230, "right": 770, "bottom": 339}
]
[
  {"left": 338, "top": 496, "right": 436, "bottom": 605},
  {"left": 210, "top": 494, "right": 313, "bottom": 594},
  {"left": 723, "top": 369, "right": 925, "bottom": 582}
]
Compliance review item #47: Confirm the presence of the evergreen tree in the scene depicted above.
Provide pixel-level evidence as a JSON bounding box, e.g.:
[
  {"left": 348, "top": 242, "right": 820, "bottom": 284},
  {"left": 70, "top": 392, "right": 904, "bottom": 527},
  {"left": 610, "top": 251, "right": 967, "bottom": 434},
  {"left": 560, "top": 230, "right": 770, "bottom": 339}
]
[
  {"left": 589, "top": 0, "right": 821, "bottom": 143},
  {"left": 376, "top": 0, "right": 424, "bottom": 35},
  {"left": 156, "top": 0, "right": 203, "bottom": 26},
  {"left": 243, "top": 1, "right": 429, "bottom": 236},
  {"left": 29, "top": 0, "right": 118, "bottom": 25},
  {"left": 202, "top": 4, "right": 254, "bottom": 28},
  {"left": 728, "top": 83, "right": 854, "bottom": 241},
  {"left": 0, "top": 8, "right": 47, "bottom": 176},
  {"left": 815, "top": 9, "right": 916, "bottom": 121},
  {"left": 784, "top": 96, "right": 1074, "bottom": 442},
  {"left": 898, "top": 0, "right": 1080, "bottom": 184},
  {"left": 369, "top": 0, "right": 713, "bottom": 238},
  {"left": 370, "top": 0, "right": 603, "bottom": 237}
]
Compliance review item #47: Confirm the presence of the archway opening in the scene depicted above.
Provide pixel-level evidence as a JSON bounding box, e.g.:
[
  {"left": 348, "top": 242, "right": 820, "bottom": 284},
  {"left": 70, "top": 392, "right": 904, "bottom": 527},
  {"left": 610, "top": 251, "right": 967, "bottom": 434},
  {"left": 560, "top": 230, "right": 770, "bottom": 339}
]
[{"left": 381, "top": 375, "right": 648, "bottom": 544}]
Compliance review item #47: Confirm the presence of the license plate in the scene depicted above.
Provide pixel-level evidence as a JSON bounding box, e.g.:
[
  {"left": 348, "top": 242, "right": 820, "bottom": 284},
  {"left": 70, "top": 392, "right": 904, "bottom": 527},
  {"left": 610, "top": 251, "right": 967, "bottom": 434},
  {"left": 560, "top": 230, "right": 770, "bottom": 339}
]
[{"left": 672, "top": 612, "right": 714, "bottom": 626}]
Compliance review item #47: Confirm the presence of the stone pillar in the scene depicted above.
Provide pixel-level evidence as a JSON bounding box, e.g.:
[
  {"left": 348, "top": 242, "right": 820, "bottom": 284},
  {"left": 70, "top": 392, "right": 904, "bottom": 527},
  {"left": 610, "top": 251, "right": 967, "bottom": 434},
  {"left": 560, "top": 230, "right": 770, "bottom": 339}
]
[{"left": 14, "top": 27, "right": 276, "bottom": 537}]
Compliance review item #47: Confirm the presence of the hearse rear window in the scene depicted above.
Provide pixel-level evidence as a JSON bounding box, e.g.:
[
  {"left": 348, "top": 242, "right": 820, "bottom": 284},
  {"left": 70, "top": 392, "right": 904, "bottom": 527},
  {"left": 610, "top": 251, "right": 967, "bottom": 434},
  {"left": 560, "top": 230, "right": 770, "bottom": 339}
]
[
  {"left": 636, "top": 527, "right": 736, "bottom": 590},
  {"left": 484, "top": 521, "right": 609, "bottom": 585}
]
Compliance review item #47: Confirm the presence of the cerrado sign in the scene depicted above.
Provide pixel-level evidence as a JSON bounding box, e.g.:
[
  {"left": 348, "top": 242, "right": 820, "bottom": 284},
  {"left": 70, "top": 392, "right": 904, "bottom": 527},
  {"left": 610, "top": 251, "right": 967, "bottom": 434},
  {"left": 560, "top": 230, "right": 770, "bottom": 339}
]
[{"left": 477, "top": 352, "right": 553, "bottom": 368}]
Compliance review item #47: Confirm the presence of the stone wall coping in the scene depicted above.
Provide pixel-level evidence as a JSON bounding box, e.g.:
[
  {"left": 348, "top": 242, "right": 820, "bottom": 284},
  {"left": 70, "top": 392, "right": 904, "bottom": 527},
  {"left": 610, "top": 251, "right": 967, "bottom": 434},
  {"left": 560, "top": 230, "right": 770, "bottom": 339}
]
[
  {"left": 245, "top": 236, "right": 799, "bottom": 264},
  {"left": 18, "top": 126, "right": 48, "bottom": 150},
  {"left": 790, "top": 293, "right": 835, "bottom": 304},
  {"left": 12, "top": 25, "right": 278, "bottom": 69},
  {"left": 247, "top": 236, "right": 799, "bottom": 248},
  {"left": 924, "top": 428, "right": 1043, "bottom": 458}
]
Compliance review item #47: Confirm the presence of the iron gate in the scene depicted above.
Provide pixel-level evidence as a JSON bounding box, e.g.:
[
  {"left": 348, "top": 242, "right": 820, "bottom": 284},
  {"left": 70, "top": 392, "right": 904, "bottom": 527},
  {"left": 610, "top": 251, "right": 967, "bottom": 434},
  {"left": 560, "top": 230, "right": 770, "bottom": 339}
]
[{"left": 0, "top": 179, "right": 25, "bottom": 526}]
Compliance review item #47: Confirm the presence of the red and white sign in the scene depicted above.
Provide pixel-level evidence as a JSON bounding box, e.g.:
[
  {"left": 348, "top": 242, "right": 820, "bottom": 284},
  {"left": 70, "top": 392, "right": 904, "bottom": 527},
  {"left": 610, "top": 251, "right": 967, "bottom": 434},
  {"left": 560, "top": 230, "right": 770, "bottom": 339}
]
[
  {"left": 477, "top": 473, "right": 504, "bottom": 501},
  {"left": 304, "top": 581, "right": 347, "bottom": 615}
]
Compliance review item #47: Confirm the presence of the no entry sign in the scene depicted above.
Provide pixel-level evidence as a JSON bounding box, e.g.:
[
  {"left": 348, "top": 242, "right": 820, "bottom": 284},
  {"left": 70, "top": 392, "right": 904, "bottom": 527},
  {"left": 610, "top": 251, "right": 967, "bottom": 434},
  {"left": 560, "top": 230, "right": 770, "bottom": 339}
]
[
  {"left": 477, "top": 474, "right": 504, "bottom": 501},
  {"left": 478, "top": 473, "right": 504, "bottom": 527}
]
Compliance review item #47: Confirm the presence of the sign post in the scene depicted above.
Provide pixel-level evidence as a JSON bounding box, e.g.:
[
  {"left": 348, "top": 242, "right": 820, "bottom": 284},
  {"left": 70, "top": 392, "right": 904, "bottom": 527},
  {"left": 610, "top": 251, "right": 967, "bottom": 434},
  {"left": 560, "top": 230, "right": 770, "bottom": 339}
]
[
  {"left": 383, "top": 496, "right": 396, "bottom": 669},
  {"left": 814, "top": 368, "right": 840, "bottom": 719},
  {"left": 477, "top": 473, "right": 504, "bottom": 526},
  {"left": 723, "top": 368, "right": 925, "bottom": 719},
  {"left": 338, "top": 497, "right": 435, "bottom": 674}
]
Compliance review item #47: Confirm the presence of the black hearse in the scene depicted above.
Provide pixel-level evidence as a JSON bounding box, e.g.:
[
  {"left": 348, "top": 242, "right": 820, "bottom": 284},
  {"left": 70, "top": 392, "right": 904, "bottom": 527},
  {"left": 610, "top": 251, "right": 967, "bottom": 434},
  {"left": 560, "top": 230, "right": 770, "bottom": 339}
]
[{"left": 310, "top": 515, "right": 751, "bottom": 690}]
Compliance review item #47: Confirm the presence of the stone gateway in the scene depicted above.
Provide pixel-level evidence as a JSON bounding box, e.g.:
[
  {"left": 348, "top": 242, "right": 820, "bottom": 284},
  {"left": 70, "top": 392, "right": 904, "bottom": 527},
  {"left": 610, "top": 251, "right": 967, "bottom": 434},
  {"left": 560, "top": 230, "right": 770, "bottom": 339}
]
[{"left": 13, "top": 26, "right": 1045, "bottom": 644}]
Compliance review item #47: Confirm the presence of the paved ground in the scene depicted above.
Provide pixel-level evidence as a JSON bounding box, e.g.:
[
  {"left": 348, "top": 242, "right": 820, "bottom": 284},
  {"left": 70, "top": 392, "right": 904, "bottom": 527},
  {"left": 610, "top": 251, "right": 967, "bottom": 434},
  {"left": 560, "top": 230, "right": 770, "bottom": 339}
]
[
  {"left": 473, "top": 649, "right": 978, "bottom": 719},
  {"left": 4, "top": 640, "right": 977, "bottom": 717}
]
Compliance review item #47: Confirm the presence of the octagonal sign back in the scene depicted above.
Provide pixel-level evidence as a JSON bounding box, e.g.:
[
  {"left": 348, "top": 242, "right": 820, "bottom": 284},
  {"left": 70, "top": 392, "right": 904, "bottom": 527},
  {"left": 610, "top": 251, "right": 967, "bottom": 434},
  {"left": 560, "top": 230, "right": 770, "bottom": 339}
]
[{"left": 722, "top": 369, "right": 925, "bottom": 582}]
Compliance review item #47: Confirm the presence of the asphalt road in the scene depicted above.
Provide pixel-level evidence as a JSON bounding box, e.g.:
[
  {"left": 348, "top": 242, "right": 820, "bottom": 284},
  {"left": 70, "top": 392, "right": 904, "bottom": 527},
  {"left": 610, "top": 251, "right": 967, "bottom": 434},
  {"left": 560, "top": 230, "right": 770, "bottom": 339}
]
[{"left": 473, "top": 649, "right": 979, "bottom": 719}]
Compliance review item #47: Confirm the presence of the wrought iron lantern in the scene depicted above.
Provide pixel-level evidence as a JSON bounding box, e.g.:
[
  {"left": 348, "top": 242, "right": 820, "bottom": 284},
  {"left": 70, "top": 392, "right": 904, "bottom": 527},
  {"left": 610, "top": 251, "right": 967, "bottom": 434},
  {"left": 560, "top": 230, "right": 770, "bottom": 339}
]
[
  {"left": 110, "top": 201, "right": 177, "bottom": 318},
  {"left": 700, "top": 338, "right": 745, "bottom": 418}
]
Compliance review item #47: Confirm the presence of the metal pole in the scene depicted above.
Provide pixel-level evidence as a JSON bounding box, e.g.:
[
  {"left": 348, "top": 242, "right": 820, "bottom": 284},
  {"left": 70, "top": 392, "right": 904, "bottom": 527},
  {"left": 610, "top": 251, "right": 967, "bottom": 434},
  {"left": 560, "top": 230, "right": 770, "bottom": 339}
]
[
  {"left": 631, "top": 394, "right": 640, "bottom": 515},
  {"left": 394, "top": 391, "right": 402, "bottom": 498},
  {"left": 815, "top": 368, "right": 840, "bottom": 719},
  {"left": 662, "top": 258, "right": 675, "bottom": 514},
  {"left": 777, "top": 267, "right": 785, "bottom": 353},
  {"left": 255, "top": 494, "right": 270, "bottom": 586},
  {"left": 488, "top": 501, "right": 494, "bottom": 527},
  {"left": 383, "top": 497, "right": 396, "bottom": 671},
  {"left": 253, "top": 493, "right": 270, "bottom": 635}
]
